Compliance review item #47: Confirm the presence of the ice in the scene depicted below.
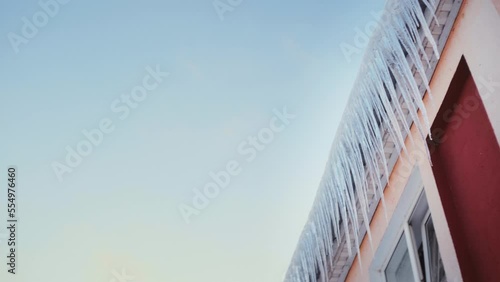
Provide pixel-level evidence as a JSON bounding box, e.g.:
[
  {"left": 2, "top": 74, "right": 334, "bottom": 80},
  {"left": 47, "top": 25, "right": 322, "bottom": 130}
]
[{"left": 285, "top": 0, "right": 439, "bottom": 281}]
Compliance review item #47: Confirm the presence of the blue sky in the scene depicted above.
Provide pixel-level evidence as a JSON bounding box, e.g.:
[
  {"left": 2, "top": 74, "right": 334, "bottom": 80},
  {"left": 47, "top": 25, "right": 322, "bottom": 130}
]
[{"left": 0, "top": 0, "right": 384, "bottom": 281}]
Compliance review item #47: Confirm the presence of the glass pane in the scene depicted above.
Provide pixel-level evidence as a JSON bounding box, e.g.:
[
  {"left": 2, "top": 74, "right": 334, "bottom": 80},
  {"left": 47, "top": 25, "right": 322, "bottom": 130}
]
[
  {"left": 385, "top": 234, "right": 415, "bottom": 282},
  {"left": 425, "top": 217, "right": 447, "bottom": 282}
]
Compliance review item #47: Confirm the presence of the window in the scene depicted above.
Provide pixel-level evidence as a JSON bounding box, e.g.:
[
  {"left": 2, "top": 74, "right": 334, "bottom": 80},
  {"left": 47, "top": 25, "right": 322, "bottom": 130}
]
[
  {"left": 384, "top": 192, "right": 447, "bottom": 282},
  {"left": 385, "top": 234, "right": 415, "bottom": 282},
  {"left": 370, "top": 168, "right": 447, "bottom": 282},
  {"left": 422, "top": 213, "right": 446, "bottom": 282}
]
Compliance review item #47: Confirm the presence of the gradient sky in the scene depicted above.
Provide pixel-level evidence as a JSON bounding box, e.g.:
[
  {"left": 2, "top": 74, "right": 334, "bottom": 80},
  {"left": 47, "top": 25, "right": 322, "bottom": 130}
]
[{"left": 0, "top": 0, "right": 384, "bottom": 281}]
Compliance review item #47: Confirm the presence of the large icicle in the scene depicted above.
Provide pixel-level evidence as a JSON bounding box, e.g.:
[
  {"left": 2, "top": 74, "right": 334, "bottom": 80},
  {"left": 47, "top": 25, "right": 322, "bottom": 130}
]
[{"left": 285, "top": 0, "right": 440, "bottom": 281}]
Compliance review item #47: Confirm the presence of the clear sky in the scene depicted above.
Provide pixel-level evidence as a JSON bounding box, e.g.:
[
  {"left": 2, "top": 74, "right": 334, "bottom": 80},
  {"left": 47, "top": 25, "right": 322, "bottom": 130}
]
[{"left": 0, "top": 0, "right": 384, "bottom": 281}]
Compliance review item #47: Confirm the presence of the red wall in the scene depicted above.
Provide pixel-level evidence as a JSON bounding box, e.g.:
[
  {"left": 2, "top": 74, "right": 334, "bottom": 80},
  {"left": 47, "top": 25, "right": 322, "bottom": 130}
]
[{"left": 430, "top": 58, "right": 500, "bottom": 281}]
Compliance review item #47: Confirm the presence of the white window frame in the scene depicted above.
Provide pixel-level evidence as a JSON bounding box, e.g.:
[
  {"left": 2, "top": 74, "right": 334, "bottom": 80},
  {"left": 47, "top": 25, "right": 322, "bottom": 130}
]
[
  {"left": 369, "top": 167, "right": 445, "bottom": 282},
  {"left": 404, "top": 222, "right": 424, "bottom": 282},
  {"left": 421, "top": 210, "right": 433, "bottom": 282}
]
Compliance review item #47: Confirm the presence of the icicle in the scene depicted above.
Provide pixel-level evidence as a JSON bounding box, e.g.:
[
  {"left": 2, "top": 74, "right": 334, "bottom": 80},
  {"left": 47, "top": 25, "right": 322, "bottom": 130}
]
[{"left": 284, "top": 0, "right": 440, "bottom": 280}]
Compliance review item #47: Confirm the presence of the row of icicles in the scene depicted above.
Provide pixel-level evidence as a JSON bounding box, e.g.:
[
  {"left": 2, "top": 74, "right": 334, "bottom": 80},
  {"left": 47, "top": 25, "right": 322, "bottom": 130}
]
[{"left": 285, "top": 0, "right": 440, "bottom": 281}]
